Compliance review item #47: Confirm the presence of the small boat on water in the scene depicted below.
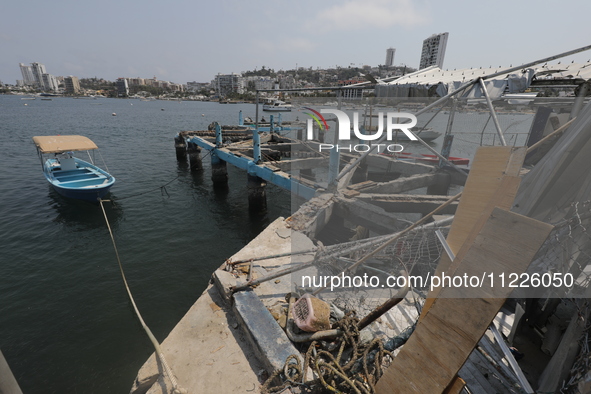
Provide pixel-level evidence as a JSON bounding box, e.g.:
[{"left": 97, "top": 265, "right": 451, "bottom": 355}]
[
  {"left": 263, "top": 98, "right": 292, "bottom": 112},
  {"left": 32, "top": 135, "right": 115, "bottom": 202},
  {"left": 401, "top": 128, "right": 442, "bottom": 142}
]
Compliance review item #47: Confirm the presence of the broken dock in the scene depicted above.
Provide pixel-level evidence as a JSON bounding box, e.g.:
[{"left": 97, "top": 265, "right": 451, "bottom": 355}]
[{"left": 132, "top": 45, "right": 591, "bottom": 394}]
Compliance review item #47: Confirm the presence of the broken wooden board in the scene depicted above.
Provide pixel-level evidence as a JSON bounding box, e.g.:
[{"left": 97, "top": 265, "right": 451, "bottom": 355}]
[
  {"left": 421, "top": 146, "right": 526, "bottom": 316},
  {"left": 375, "top": 208, "right": 553, "bottom": 394},
  {"left": 442, "top": 146, "right": 525, "bottom": 259},
  {"left": 418, "top": 146, "right": 526, "bottom": 393}
]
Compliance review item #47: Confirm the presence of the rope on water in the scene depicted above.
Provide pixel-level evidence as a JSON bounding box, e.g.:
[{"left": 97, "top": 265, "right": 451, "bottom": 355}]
[
  {"left": 113, "top": 175, "right": 179, "bottom": 201},
  {"left": 99, "top": 199, "right": 187, "bottom": 394}
]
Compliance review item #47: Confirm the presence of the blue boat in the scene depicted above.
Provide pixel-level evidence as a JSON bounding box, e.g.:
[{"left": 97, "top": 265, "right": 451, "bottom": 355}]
[{"left": 32, "top": 135, "right": 115, "bottom": 202}]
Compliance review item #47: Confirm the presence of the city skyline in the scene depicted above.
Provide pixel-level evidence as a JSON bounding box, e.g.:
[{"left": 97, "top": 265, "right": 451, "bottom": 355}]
[{"left": 2, "top": 0, "right": 591, "bottom": 86}]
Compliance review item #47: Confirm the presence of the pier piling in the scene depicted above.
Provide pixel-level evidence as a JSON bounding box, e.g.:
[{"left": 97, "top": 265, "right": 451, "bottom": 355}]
[
  {"left": 427, "top": 171, "right": 452, "bottom": 196},
  {"left": 211, "top": 122, "right": 229, "bottom": 184},
  {"left": 211, "top": 152, "right": 228, "bottom": 185},
  {"left": 175, "top": 133, "right": 187, "bottom": 161},
  {"left": 247, "top": 174, "right": 267, "bottom": 212},
  {"left": 187, "top": 140, "right": 202, "bottom": 171}
]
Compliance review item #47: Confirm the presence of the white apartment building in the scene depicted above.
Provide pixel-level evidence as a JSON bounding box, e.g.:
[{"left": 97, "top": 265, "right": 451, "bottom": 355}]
[
  {"left": 31, "top": 62, "right": 47, "bottom": 89},
  {"left": 419, "top": 32, "right": 449, "bottom": 70},
  {"left": 19, "top": 63, "right": 36, "bottom": 86},
  {"left": 213, "top": 73, "right": 245, "bottom": 97},
  {"left": 42, "top": 73, "right": 59, "bottom": 92},
  {"left": 385, "top": 48, "right": 396, "bottom": 67}
]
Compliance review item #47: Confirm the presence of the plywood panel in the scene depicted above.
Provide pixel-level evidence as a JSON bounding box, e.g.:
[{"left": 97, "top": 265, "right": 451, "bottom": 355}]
[
  {"left": 420, "top": 146, "right": 526, "bottom": 317},
  {"left": 446, "top": 146, "right": 525, "bottom": 256},
  {"left": 375, "top": 208, "right": 553, "bottom": 394}
]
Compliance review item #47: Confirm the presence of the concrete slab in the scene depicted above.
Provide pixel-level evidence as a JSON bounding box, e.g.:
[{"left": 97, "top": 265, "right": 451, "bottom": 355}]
[
  {"left": 233, "top": 290, "right": 303, "bottom": 374},
  {"left": 132, "top": 217, "right": 316, "bottom": 394},
  {"left": 131, "top": 285, "right": 264, "bottom": 394}
]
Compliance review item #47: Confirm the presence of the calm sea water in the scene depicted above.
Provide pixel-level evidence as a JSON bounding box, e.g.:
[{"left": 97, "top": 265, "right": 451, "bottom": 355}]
[
  {"left": 0, "top": 95, "right": 291, "bottom": 393},
  {"left": 0, "top": 95, "right": 534, "bottom": 393}
]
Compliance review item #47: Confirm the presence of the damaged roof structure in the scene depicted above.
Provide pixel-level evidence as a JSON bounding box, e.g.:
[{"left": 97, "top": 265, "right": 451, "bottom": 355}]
[{"left": 376, "top": 62, "right": 591, "bottom": 100}]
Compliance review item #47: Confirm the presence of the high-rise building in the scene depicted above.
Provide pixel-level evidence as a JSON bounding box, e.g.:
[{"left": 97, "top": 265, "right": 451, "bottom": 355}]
[
  {"left": 64, "top": 76, "right": 81, "bottom": 94},
  {"left": 31, "top": 62, "right": 47, "bottom": 89},
  {"left": 116, "top": 78, "right": 129, "bottom": 97},
  {"left": 419, "top": 32, "right": 449, "bottom": 70},
  {"left": 213, "top": 73, "right": 244, "bottom": 97},
  {"left": 19, "top": 63, "right": 36, "bottom": 86},
  {"left": 42, "top": 73, "right": 59, "bottom": 92},
  {"left": 385, "top": 48, "right": 396, "bottom": 68}
]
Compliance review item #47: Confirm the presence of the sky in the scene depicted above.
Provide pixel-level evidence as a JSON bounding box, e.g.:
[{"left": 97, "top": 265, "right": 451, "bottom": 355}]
[{"left": 2, "top": 0, "right": 591, "bottom": 85}]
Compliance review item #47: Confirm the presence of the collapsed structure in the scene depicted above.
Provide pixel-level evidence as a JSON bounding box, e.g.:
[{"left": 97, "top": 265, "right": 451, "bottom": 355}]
[{"left": 132, "top": 46, "right": 591, "bottom": 394}]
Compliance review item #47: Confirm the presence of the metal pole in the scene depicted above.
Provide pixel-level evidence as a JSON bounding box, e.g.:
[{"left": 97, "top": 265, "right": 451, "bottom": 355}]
[
  {"left": 479, "top": 78, "right": 507, "bottom": 146},
  {"left": 444, "top": 98, "right": 457, "bottom": 136},
  {"left": 357, "top": 280, "right": 409, "bottom": 330},
  {"left": 231, "top": 216, "right": 454, "bottom": 293},
  {"left": 254, "top": 91, "right": 261, "bottom": 163},
  {"left": 328, "top": 91, "right": 342, "bottom": 188},
  {"left": 215, "top": 122, "right": 222, "bottom": 147},
  {"left": 269, "top": 114, "right": 274, "bottom": 134},
  {"left": 480, "top": 114, "right": 492, "bottom": 146},
  {"left": 255, "top": 90, "right": 259, "bottom": 132},
  {"left": 490, "top": 324, "right": 535, "bottom": 393}
]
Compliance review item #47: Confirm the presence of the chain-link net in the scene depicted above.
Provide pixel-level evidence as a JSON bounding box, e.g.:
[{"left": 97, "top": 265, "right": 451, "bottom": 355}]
[{"left": 290, "top": 222, "right": 450, "bottom": 342}]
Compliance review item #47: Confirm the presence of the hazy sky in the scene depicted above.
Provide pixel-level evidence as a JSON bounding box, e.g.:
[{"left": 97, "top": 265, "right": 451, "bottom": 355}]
[{"left": 2, "top": 0, "right": 591, "bottom": 85}]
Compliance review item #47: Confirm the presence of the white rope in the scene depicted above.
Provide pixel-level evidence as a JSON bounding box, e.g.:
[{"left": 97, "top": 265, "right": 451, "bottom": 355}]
[{"left": 99, "top": 199, "right": 186, "bottom": 394}]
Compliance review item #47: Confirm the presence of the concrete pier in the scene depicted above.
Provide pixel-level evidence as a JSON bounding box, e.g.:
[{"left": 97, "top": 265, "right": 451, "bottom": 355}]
[
  {"left": 0, "top": 350, "right": 22, "bottom": 394},
  {"left": 131, "top": 218, "right": 315, "bottom": 394}
]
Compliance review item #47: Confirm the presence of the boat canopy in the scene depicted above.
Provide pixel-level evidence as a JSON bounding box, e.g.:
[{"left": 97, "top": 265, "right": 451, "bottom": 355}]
[{"left": 32, "top": 135, "right": 98, "bottom": 153}]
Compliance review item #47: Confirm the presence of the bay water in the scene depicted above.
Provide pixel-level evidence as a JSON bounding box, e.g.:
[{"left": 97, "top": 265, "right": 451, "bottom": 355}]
[
  {"left": 0, "top": 95, "right": 290, "bottom": 393},
  {"left": 0, "top": 94, "right": 534, "bottom": 393}
]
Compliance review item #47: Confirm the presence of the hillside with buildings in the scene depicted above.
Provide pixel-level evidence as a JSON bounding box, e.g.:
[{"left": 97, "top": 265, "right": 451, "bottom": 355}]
[{"left": 6, "top": 39, "right": 454, "bottom": 99}]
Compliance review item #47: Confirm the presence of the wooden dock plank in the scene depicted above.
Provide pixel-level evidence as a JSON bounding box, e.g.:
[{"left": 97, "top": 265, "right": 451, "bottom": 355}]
[{"left": 375, "top": 208, "right": 552, "bottom": 394}]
